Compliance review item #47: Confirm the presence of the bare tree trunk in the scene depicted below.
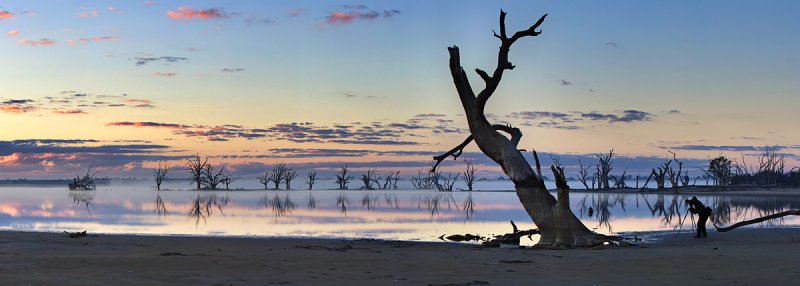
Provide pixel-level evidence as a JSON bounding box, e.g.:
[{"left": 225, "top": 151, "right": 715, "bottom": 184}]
[{"left": 435, "top": 11, "right": 611, "bottom": 247}]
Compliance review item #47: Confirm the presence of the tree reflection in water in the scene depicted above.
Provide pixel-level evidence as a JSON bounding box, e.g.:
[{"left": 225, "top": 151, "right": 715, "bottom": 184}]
[
  {"left": 188, "top": 194, "right": 229, "bottom": 226},
  {"left": 261, "top": 194, "right": 296, "bottom": 217},
  {"left": 307, "top": 194, "right": 316, "bottom": 209},
  {"left": 411, "top": 194, "right": 463, "bottom": 218},
  {"left": 155, "top": 194, "right": 168, "bottom": 217},
  {"left": 336, "top": 193, "right": 349, "bottom": 215},
  {"left": 384, "top": 194, "right": 399, "bottom": 209},
  {"left": 462, "top": 193, "right": 475, "bottom": 220},
  {"left": 576, "top": 192, "right": 800, "bottom": 233},
  {"left": 69, "top": 191, "right": 95, "bottom": 216},
  {"left": 361, "top": 194, "right": 378, "bottom": 210}
]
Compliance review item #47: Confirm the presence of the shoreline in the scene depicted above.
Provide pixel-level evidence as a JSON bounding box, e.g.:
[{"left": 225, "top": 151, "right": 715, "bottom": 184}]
[{"left": 2, "top": 228, "right": 799, "bottom": 285}]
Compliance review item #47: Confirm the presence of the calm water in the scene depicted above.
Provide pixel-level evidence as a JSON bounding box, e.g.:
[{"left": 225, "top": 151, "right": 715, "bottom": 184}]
[{"left": 1, "top": 183, "right": 798, "bottom": 244}]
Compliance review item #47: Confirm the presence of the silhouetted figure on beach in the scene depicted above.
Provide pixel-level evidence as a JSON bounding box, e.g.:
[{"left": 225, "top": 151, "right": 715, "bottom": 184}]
[{"left": 686, "top": 196, "right": 712, "bottom": 238}]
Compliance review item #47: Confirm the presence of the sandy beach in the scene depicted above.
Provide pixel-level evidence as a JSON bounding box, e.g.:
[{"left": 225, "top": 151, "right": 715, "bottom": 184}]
[{"left": 1, "top": 228, "right": 798, "bottom": 285}]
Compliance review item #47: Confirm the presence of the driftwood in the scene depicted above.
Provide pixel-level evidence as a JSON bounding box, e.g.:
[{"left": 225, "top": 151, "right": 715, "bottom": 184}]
[
  {"left": 64, "top": 230, "right": 88, "bottom": 238},
  {"left": 481, "top": 221, "right": 540, "bottom": 247},
  {"left": 714, "top": 209, "right": 800, "bottom": 232}
]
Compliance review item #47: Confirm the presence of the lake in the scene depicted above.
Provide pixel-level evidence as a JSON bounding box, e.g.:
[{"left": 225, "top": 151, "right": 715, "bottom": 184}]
[{"left": 1, "top": 182, "right": 798, "bottom": 244}]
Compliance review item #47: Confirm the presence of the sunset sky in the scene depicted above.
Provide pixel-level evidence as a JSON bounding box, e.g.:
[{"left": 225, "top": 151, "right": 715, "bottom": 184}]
[{"left": 1, "top": 1, "right": 799, "bottom": 179}]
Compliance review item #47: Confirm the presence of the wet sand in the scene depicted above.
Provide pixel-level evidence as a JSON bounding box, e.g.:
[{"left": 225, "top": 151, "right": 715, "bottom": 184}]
[{"left": 1, "top": 228, "right": 799, "bottom": 285}]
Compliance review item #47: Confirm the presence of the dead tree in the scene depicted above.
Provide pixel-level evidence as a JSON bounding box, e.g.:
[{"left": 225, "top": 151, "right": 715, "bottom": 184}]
[
  {"left": 69, "top": 164, "right": 97, "bottom": 191},
  {"left": 268, "top": 163, "right": 288, "bottom": 190},
  {"left": 596, "top": 150, "right": 615, "bottom": 189},
  {"left": 284, "top": 168, "right": 298, "bottom": 190},
  {"left": 220, "top": 171, "right": 237, "bottom": 190},
  {"left": 381, "top": 171, "right": 400, "bottom": 189},
  {"left": 756, "top": 149, "right": 786, "bottom": 185},
  {"left": 611, "top": 170, "right": 627, "bottom": 188},
  {"left": 359, "top": 169, "right": 379, "bottom": 190},
  {"left": 306, "top": 171, "right": 317, "bottom": 190},
  {"left": 335, "top": 164, "right": 353, "bottom": 190},
  {"left": 434, "top": 11, "right": 617, "bottom": 247},
  {"left": 153, "top": 163, "right": 169, "bottom": 191},
  {"left": 411, "top": 169, "right": 436, "bottom": 189},
  {"left": 202, "top": 164, "right": 224, "bottom": 190},
  {"left": 461, "top": 161, "right": 478, "bottom": 191},
  {"left": 715, "top": 209, "right": 800, "bottom": 232},
  {"left": 257, "top": 171, "right": 271, "bottom": 190},
  {"left": 651, "top": 160, "right": 670, "bottom": 191},
  {"left": 434, "top": 172, "right": 458, "bottom": 192},
  {"left": 708, "top": 156, "right": 732, "bottom": 189},
  {"left": 186, "top": 154, "right": 209, "bottom": 190},
  {"left": 666, "top": 151, "right": 683, "bottom": 192},
  {"left": 577, "top": 160, "right": 592, "bottom": 190}
]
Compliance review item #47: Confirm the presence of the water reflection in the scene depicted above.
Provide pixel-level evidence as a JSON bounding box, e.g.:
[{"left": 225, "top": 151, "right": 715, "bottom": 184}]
[
  {"left": 188, "top": 194, "right": 229, "bottom": 226},
  {"left": 261, "top": 194, "right": 296, "bottom": 217},
  {"left": 2, "top": 187, "right": 799, "bottom": 242},
  {"left": 69, "top": 191, "right": 95, "bottom": 216},
  {"left": 154, "top": 194, "right": 168, "bottom": 217}
]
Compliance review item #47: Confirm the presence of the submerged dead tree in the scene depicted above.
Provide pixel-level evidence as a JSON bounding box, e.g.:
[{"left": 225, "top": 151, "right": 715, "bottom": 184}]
[
  {"left": 434, "top": 11, "right": 617, "bottom": 247},
  {"left": 153, "top": 163, "right": 169, "bottom": 191},
  {"left": 596, "top": 150, "right": 615, "bottom": 189}
]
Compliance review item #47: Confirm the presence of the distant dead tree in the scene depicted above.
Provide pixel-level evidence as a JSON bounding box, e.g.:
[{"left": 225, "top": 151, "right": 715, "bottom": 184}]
[
  {"left": 359, "top": 169, "right": 380, "bottom": 190},
  {"left": 380, "top": 171, "right": 400, "bottom": 189},
  {"left": 153, "top": 163, "right": 169, "bottom": 191},
  {"left": 708, "top": 156, "right": 732, "bottom": 189},
  {"left": 220, "top": 170, "right": 237, "bottom": 190},
  {"left": 596, "top": 150, "right": 615, "bottom": 189},
  {"left": 681, "top": 171, "right": 690, "bottom": 187},
  {"left": 756, "top": 149, "right": 786, "bottom": 185},
  {"left": 650, "top": 160, "right": 670, "bottom": 191},
  {"left": 461, "top": 161, "right": 478, "bottom": 191},
  {"left": 335, "top": 164, "right": 353, "bottom": 190},
  {"left": 69, "top": 164, "right": 97, "bottom": 191},
  {"left": 434, "top": 171, "right": 458, "bottom": 192},
  {"left": 257, "top": 171, "right": 271, "bottom": 190},
  {"left": 665, "top": 151, "right": 683, "bottom": 192},
  {"left": 268, "top": 163, "right": 289, "bottom": 190},
  {"left": 186, "top": 154, "right": 209, "bottom": 190},
  {"left": 306, "top": 171, "right": 318, "bottom": 190},
  {"left": 284, "top": 168, "right": 298, "bottom": 190},
  {"left": 611, "top": 170, "right": 627, "bottom": 188},
  {"left": 577, "top": 160, "right": 592, "bottom": 190},
  {"left": 202, "top": 164, "right": 225, "bottom": 190},
  {"left": 411, "top": 169, "right": 436, "bottom": 189}
]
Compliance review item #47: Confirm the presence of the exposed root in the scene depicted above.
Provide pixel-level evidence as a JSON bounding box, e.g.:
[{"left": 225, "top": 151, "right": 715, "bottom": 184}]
[{"left": 715, "top": 209, "right": 800, "bottom": 232}]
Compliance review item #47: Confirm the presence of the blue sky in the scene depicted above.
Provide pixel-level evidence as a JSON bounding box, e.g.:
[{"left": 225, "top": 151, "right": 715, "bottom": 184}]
[{"left": 1, "top": 1, "right": 799, "bottom": 178}]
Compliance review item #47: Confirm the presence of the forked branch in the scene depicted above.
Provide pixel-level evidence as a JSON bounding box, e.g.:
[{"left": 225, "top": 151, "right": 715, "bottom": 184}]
[{"left": 431, "top": 124, "right": 523, "bottom": 172}]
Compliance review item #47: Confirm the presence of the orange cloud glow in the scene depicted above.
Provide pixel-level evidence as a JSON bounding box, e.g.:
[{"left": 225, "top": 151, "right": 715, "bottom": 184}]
[
  {"left": 167, "top": 7, "right": 227, "bottom": 20},
  {"left": 0, "top": 105, "right": 35, "bottom": 113},
  {"left": 17, "top": 38, "right": 55, "bottom": 46},
  {"left": 106, "top": 121, "right": 191, "bottom": 129},
  {"left": 53, "top": 109, "right": 87, "bottom": 115},
  {"left": 7, "top": 29, "right": 17, "bottom": 37},
  {"left": 327, "top": 12, "right": 355, "bottom": 24},
  {"left": 153, "top": 72, "right": 177, "bottom": 78},
  {"left": 67, "top": 36, "right": 120, "bottom": 45}
]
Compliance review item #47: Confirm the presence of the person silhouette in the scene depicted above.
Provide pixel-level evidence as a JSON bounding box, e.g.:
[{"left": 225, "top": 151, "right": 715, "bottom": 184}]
[{"left": 686, "top": 196, "right": 712, "bottom": 238}]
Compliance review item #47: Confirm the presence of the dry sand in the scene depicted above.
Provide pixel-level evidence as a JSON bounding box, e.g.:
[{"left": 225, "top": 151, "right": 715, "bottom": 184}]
[{"left": 1, "top": 228, "right": 799, "bottom": 285}]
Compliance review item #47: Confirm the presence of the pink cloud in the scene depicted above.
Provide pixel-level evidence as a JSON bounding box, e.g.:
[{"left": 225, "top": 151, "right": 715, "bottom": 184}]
[
  {"left": 17, "top": 38, "right": 55, "bottom": 46},
  {"left": 78, "top": 9, "right": 98, "bottom": 18},
  {"left": 323, "top": 9, "right": 399, "bottom": 25},
  {"left": 107, "top": 6, "right": 122, "bottom": 13},
  {"left": 167, "top": 7, "right": 227, "bottom": 20},
  {"left": 289, "top": 8, "right": 305, "bottom": 17},
  {"left": 67, "top": 36, "right": 120, "bottom": 45},
  {"left": 153, "top": 72, "right": 177, "bottom": 78},
  {"left": 106, "top": 121, "right": 191, "bottom": 129},
  {"left": 7, "top": 29, "right": 17, "bottom": 37},
  {"left": 53, "top": 109, "right": 87, "bottom": 115},
  {"left": 0, "top": 10, "right": 13, "bottom": 20}
]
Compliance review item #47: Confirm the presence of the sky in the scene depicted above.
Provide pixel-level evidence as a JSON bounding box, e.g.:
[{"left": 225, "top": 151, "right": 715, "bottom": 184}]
[{"left": 1, "top": 0, "right": 799, "bottom": 179}]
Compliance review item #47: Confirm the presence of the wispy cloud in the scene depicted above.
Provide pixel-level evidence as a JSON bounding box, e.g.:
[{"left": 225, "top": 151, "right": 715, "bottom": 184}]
[
  {"left": 52, "top": 109, "right": 87, "bottom": 115},
  {"left": 131, "top": 56, "right": 187, "bottom": 66},
  {"left": 324, "top": 5, "right": 400, "bottom": 25},
  {"left": 665, "top": 145, "right": 788, "bottom": 152},
  {"left": 153, "top": 72, "right": 177, "bottom": 78},
  {"left": 7, "top": 29, "right": 17, "bottom": 37},
  {"left": 220, "top": 68, "right": 245, "bottom": 73},
  {"left": 17, "top": 38, "right": 55, "bottom": 46},
  {"left": 167, "top": 7, "right": 228, "bottom": 20},
  {"left": 67, "top": 36, "right": 120, "bottom": 45},
  {"left": 106, "top": 121, "right": 191, "bottom": 129},
  {"left": 507, "top": 109, "right": 653, "bottom": 130}
]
